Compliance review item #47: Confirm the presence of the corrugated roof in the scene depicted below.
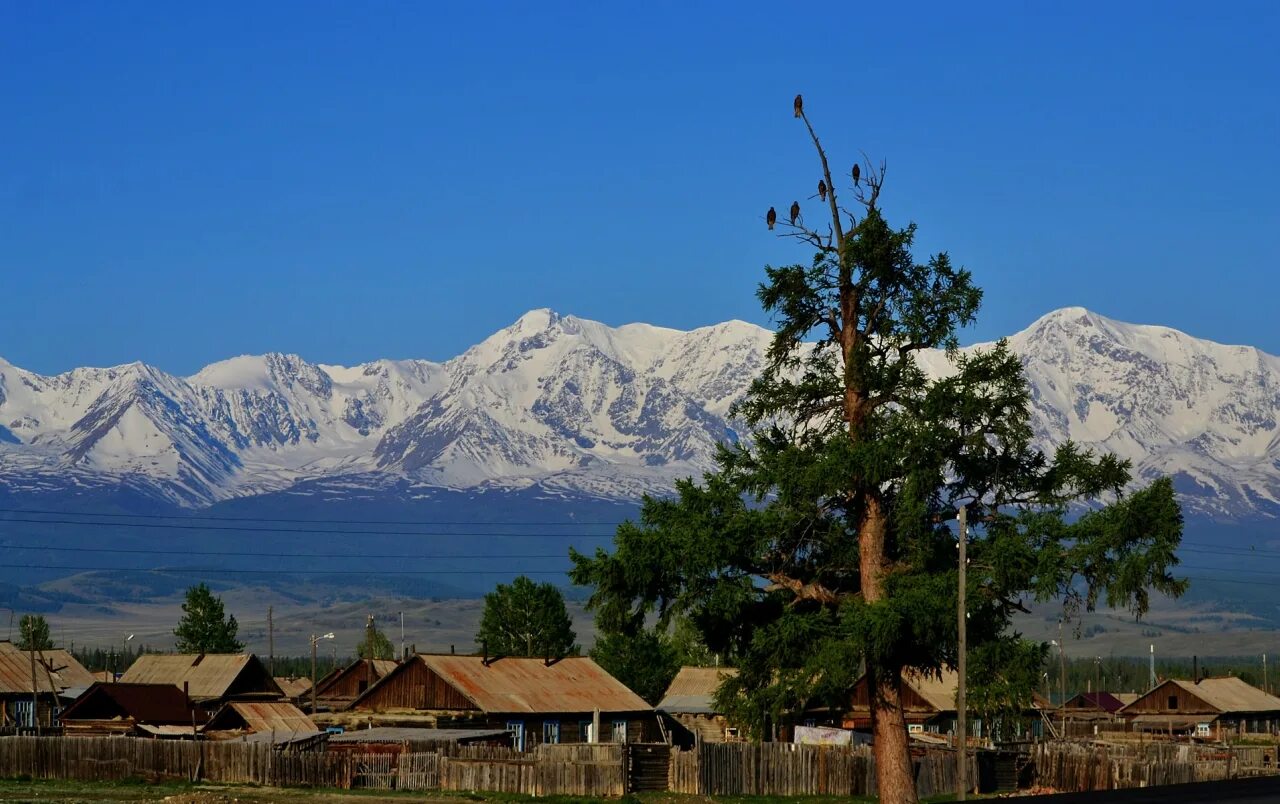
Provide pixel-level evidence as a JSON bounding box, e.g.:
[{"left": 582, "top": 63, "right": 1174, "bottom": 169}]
[
  {"left": 59, "top": 682, "right": 207, "bottom": 725},
  {"left": 315, "top": 658, "right": 398, "bottom": 698},
  {"left": 119, "top": 654, "right": 276, "bottom": 701},
  {"left": 0, "top": 646, "right": 96, "bottom": 694},
  {"left": 907, "top": 670, "right": 958, "bottom": 712},
  {"left": 1168, "top": 677, "right": 1280, "bottom": 714},
  {"left": 329, "top": 727, "right": 511, "bottom": 744},
  {"left": 372, "top": 655, "right": 650, "bottom": 714},
  {"left": 275, "top": 677, "right": 312, "bottom": 699},
  {"left": 208, "top": 701, "right": 316, "bottom": 734},
  {"left": 657, "top": 667, "right": 738, "bottom": 714}
]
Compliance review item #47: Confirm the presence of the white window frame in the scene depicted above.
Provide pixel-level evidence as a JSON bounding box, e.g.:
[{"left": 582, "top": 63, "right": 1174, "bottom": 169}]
[
  {"left": 542, "top": 720, "right": 560, "bottom": 745},
  {"left": 505, "top": 720, "right": 525, "bottom": 751},
  {"left": 612, "top": 719, "right": 628, "bottom": 743}
]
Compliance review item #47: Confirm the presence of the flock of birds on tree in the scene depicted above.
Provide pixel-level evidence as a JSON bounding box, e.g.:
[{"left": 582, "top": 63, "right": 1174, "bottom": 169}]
[{"left": 765, "top": 94, "right": 861, "bottom": 231}]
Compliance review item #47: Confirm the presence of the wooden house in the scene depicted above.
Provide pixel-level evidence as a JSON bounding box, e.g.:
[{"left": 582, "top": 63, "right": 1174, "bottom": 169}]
[
  {"left": 347, "top": 654, "right": 655, "bottom": 749},
  {"left": 58, "top": 682, "right": 208, "bottom": 737},
  {"left": 1119, "top": 677, "right": 1280, "bottom": 738},
  {"left": 119, "top": 654, "right": 282, "bottom": 706},
  {"left": 847, "top": 669, "right": 1049, "bottom": 740},
  {"left": 0, "top": 642, "right": 96, "bottom": 730},
  {"left": 313, "top": 658, "right": 397, "bottom": 709},
  {"left": 1061, "top": 691, "right": 1139, "bottom": 723},
  {"left": 657, "top": 666, "right": 741, "bottom": 745},
  {"left": 274, "top": 676, "right": 313, "bottom": 706}
]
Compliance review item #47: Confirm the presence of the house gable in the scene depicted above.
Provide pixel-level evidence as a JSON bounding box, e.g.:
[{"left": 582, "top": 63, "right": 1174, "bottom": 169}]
[
  {"left": 349, "top": 656, "right": 479, "bottom": 713},
  {"left": 1121, "top": 680, "right": 1220, "bottom": 716}
]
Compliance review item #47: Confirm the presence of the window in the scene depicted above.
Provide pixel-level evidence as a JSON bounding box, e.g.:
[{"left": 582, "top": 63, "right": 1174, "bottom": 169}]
[
  {"left": 1168, "top": 695, "right": 1179, "bottom": 710},
  {"left": 13, "top": 701, "right": 34, "bottom": 728},
  {"left": 612, "top": 720, "right": 628, "bottom": 743},
  {"left": 542, "top": 721, "right": 560, "bottom": 745},
  {"left": 802, "top": 718, "right": 817, "bottom": 728},
  {"left": 358, "top": 680, "right": 368, "bottom": 693},
  {"left": 908, "top": 724, "right": 924, "bottom": 734},
  {"left": 578, "top": 721, "right": 593, "bottom": 743},
  {"left": 1196, "top": 723, "right": 1211, "bottom": 737},
  {"left": 506, "top": 721, "right": 525, "bottom": 751}
]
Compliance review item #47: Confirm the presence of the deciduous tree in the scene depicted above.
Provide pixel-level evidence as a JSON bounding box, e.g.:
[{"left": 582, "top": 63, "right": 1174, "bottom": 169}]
[
  {"left": 477, "top": 576, "right": 576, "bottom": 659},
  {"left": 571, "top": 97, "right": 1184, "bottom": 802},
  {"left": 17, "top": 614, "right": 52, "bottom": 651}
]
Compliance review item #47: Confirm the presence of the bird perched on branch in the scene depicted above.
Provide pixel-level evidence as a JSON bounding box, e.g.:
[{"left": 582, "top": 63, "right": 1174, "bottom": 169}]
[
  {"left": 794, "top": 94, "right": 803, "bottom": 118},
  {"left": 766, "top": 207, "right": 777, "bottom": 230},
  {"left": 789, "top": 201, "right": 800, "bottom": 226},
  {"left": 852, "top": 164, "right": 861, "bottom": 187},
  {"left": 817, "top": 180, "right": 827, "bottom": 202}
]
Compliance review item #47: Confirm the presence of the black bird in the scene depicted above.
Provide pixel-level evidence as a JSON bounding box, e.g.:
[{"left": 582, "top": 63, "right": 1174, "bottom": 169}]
[
  {"left": 793, "top": 94, "right": 803, "bottom": 118},
  {"left": 817, "top": 180, "right": 827, "bottom": 202},
  {"left": 766, "top": 207, "right": 777, "bottom": 230},
  {"left": 789, "top": 201, "right": 800, "bottom": 225},
  {"left": 852, "top": 164, "right": 861, "bottom": 187}
]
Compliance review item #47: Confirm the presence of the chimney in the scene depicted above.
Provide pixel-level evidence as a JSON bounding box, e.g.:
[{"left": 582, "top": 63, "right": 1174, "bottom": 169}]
[
  {"left": 183, "top": 681, "right": 190, "bottom": 710},
  {"left": 1194, "top": 656, "right": 1199, "bottom": 684}
]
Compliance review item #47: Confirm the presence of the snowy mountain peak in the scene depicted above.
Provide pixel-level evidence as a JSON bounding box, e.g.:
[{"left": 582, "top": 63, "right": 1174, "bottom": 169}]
[{"left": 3, "top": 307, "right": 1280, "bottom": 517}]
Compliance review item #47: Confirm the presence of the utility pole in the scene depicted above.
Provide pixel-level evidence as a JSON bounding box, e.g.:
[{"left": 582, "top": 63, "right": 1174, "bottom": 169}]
[
  {"left": 1265, "top": 653, "right": 1269, "bottom": 696},
  {"left": 29, "top": 636, "right": 39, "bottom": 734},
  {"left": 1095, "top": 657, "right": 1101, "bottom": 702},
  {"left": 956, "top": 505, "right": 968, "bottom": 801},
  {"left": 268, "top": 606, "right": 274, "bottom": 677},
  {"left": 400, "top": 611, "right": 405, "bottom": 661},
  {"left": 1058, "top": 619, "right": 1066, "bottom": 737},
  {"left": 310, "top": 632, "right": 334, "bottom": 715}
]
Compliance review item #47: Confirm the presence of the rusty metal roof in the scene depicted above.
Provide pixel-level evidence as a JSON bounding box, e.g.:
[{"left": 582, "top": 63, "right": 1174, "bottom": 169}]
[
  {"left": 119, "top": 654, "right": 277, "bottom": 701},
  {"left": 361, "top": 655, "right": 650, "bottom": 714},
  {"left": 59, "top": 682, "right": 208, "bottom": 725},
  {"left": 315, "top": 658, "right": 398, "bottom": 697},
  {"left": 274, "top": 676, "right": 312, "bottom": 699},
  {"left": 206, "top": 701, "right": 317, "bottom": 734},
  {"left": 0, "top": 645, "right": 96, "bottom": 694}
]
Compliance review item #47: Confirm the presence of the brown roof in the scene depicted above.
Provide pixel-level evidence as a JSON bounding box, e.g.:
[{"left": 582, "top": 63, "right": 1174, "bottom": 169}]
[
  {"left": 0, "top": 644, "right": 95, "bottom": 694},
  {"left": 360, "top": 655, "right": 650, "bottom": 714},
  {"left": 315, "top": 658, "right": 398, "bottom": 698},
  {"left": 206, "top": 701, "right": 317, "bottom": 734},
  {"left": 59, "top": 682, "right": 208, "bottom": 725},
  {"left": 658, "top": 667, "right": 738, "bottom": 714},
  {"left": 906, "top": 670, "right": 959, "bottom": 712},
  {"left": 1123, "top": 677, "right": 1280, "bottom": 715},
  {"left": 120, "top": 654, "right": 279, "bottom": 701},
  {"left": 275, "top": 677, "right": 312, "bottom": 699}
]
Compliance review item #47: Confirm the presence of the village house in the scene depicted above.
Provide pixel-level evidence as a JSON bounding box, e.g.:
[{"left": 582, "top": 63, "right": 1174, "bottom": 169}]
[
  {"left": 847, "top": 669, "right": 1050, "bottom": 740},
  {"left": 119, "top": 654, "right": 282, "bottom": 707},
  {"left": 346, "top": 654, "right": 655, "bottom": 749},
  {"left": 1119, "top": 676, "right": 1280, "bottom": 739},
  {"left": 274, "top": 676, "right": 313, "bottom": 706},
  {"left": 58, "top": 682, "right": 208, "bottom": 737},
  {"left": 313, "top": 658, "right": 398, "bottom": 709},
  {"left": 0, "top": 642, "right": 96, "bottom": 730},
  {"left": 1060, "top": 691, "right": 1139, "bottom": 725},
  {"left": 657, "top": 666, "right": 741, "bottom": 745}
]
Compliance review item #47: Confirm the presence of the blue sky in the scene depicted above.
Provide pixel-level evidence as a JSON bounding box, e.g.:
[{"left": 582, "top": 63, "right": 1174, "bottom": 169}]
[{"left": 2, "top": 1, "right": 1277, "bottom": 375}]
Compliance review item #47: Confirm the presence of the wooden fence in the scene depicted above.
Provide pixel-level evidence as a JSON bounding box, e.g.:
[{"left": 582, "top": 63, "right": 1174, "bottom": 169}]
[
  {"left": 667, "top": 741, "right": 976, "bottom": 798},
  {"left": 1032, "top": 742, "right": 1279, "bottom": 792}
]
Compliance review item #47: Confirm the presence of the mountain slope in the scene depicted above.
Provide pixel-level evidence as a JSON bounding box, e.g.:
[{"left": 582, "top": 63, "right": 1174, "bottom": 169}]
[{"left": 2, "top": 307, "right": 1279, "bottom": 518}]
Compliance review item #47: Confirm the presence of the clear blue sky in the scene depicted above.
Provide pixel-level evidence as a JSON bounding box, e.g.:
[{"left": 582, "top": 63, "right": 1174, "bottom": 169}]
[{"left": 2, "top": 1, "right": 1277, "bottom": 375}]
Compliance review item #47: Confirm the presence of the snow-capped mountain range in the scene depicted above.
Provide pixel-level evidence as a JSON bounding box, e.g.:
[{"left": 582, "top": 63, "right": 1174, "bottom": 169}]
[{"left": 2, "top": 306, "right": 1279, "bottom": 518}]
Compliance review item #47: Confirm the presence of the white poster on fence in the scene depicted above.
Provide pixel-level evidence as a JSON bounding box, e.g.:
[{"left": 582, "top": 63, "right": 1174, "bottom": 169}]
[{"left": 792, "top": 725, "right": 854, "bottom": 746}]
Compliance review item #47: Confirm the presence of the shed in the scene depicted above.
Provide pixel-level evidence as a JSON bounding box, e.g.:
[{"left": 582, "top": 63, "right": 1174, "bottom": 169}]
[
  {"left": 119, "top": 654, "right": 281, "bottom": 704},
  {"left": 657, "top": 666, "right": 741, "bottom": 744},
  {"left": 58, "top": 682, "right": 208, "bottom": 737},
  {"left": 347, "top": 654, "right": 655, "bottom": 748},
  {"left": 1119, "top": 677, "right": 1280, "bottom": 738},
  {"left": 313, "top": 658, "right": 398, "bottom": 708},
  {"left": 203, "top": 701, "right": 318, "bottom": 740},
  {"left": 274, "top": 676, "right": 313, "bottom": 704}
]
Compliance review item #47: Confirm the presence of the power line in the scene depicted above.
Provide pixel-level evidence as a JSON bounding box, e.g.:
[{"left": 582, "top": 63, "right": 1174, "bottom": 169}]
[
  {"left": 0, "top": 506, "right": 629, "bottom": 527},
  {"left": 0, "top": 516, "right": 615, "bottom": 538},
  {"left": 0, "top": 563, "right": 569, "bottom": 577},
  {"left": 0, "top": 543, "right": 572, "bottom": 560}
]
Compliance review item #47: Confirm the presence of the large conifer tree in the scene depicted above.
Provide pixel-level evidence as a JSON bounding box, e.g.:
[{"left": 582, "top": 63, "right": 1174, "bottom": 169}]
[{"left": 571, "top": 97, "right": 1184, "bottom": 802}]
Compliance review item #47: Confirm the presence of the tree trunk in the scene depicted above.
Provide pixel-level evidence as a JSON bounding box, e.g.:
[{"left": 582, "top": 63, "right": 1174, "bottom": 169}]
[{"left": 861, "top": 496, "right": 919, "bottom": 804}]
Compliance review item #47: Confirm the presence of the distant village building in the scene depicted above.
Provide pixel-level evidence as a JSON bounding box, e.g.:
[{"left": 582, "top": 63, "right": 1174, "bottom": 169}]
[
  {"left": 848, "top": 669, "right": 1049, "bottom": 740},
  {"left": 119, "top": 654, "right": 282, "bottom": 706},
  {"left": 203, "top": 701, "right": 319, "bottom": 743},
  {"left": 0, "top": 642, "right": 95, "bottom": 730},
  {"left": 347, "top": 655, "right": 655, "bottom": 749},
  {"left": 313, "top": 658, "right": 398, "bottom": 709},
  {"left": 274, "top": 676, "right": 313, "bottom": 706},
  {"left": 1119, "top": 677, "right": 1280, "bottom": 738},
  {"left": 58, "top": 682, "right": 208, "bottom": 738},
  {"left": 657, "top": 666, "right": 741, "bottom": 745}
]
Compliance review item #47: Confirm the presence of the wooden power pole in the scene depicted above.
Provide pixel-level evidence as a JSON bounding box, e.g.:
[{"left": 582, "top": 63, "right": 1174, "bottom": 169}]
[
  {"left": 268, "top": 606, "right": 274, "bottom": 677},
  {"left": 956, "top": 505, "right": 968, "bottom": 801}
]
